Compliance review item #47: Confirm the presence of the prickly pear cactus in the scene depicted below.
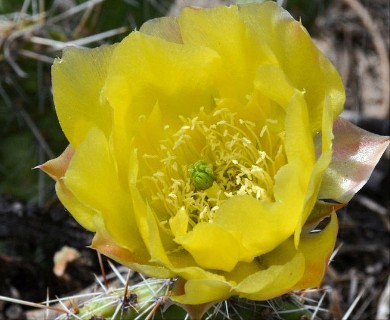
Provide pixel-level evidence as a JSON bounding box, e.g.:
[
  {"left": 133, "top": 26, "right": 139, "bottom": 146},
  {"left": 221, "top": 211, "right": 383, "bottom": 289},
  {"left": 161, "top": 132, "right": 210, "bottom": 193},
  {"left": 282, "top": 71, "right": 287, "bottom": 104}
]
[{"left": 56, "top": 277, "right": 313, "bottom": 320}]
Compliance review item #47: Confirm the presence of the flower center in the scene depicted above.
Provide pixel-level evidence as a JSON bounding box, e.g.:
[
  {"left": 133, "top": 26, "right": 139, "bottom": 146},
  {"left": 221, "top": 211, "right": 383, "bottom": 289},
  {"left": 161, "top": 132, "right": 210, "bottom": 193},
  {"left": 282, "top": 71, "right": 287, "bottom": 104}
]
[{"left": 138, "top": 107, "right": 286, "bottom": 231}]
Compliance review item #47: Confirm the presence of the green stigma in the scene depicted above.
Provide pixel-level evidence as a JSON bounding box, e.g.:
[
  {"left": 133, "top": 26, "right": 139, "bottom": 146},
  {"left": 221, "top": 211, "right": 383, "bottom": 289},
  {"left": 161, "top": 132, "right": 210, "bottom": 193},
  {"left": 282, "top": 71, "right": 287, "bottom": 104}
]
[{"left": 188, "top": 160, "right": 215, "bottom": 191}]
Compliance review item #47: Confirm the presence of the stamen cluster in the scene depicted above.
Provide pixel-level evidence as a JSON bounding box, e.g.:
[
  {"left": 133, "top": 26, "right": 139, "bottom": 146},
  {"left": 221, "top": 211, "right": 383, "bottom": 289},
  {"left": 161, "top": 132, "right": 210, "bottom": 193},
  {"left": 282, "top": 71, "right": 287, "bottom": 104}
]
[{"left": 140, "top": 108, "right": 286, "bottom": 231}]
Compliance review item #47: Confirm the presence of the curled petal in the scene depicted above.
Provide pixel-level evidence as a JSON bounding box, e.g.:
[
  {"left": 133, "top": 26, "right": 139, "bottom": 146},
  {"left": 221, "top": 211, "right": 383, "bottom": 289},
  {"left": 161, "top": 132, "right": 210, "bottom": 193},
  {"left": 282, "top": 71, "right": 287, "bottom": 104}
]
[
  {"left": 319, "top": 117, "right": 390, "bottom": 203},
  {"left": 37, "top": 145, "right": 74, "bottom": 181}
]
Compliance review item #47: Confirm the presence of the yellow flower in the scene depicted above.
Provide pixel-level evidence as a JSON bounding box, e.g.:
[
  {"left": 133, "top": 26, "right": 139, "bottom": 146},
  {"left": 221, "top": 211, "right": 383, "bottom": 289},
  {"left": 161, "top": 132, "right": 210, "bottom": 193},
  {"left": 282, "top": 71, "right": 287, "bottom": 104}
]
[{"left": 41, "top": 1, "right": 379, "bottom": 307}]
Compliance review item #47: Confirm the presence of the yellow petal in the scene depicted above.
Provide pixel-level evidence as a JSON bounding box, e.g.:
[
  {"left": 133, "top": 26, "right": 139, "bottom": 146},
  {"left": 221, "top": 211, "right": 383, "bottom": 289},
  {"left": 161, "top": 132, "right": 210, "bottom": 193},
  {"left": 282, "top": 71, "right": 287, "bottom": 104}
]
[
  {"left": 130, "top": 186, "right": 231, "bottom": 282},
  {"left": 130, "top": 185, "right": 173, "bottom": 267},
  {"left": 55, "top": 181, "right": 97, "bottom": 231},
  {"left": 294, "top": 95, "right": 334, "bottom": 245},
  {"left": 140, "top": 16, "right": 182, "bottom": 43},
  {"left": 235, "top": 253, "right": 305, "bottom": 301},
  {"left": 179, "top": 5, "right": 275, "bottom": 101},
  {"left": 248, "top": 215, "right": 337, "bottom": 297},
  {"left": 243, "top": 92, "right": 313, "bottom": 250},
  {"left": 283, "top": 91, "right": 314, "bottom": 165},
  {"left": 229, "top": 214, "right": 337, "bottom": 300},
  {"left": 133, "top": 102, "right": 165, "bottom": 160},
  {"left": 169, "top": 207, "right": 189, "bottom": 238},
  {"left": 239, "top": 2, "right": 345, "bottom": 132},
  {"left": 248, "top": 91, "right": 286, "bottom": 134},
  {"left": 223, "top": 260, "right": 263, "bottom": 286},
  {"left": 172, "top": 278, "right": 232, "bottom": 305},
  {"left": 106, "top": 32, "right": 219, "bottom": 119},
  {"left": 254, "top": 64, "right": 297, "bottom": 108},
  {"left": 213, "top": 196, "right": 292, "bottom": 260},
  {"left": 64, "top": 128, "right": 143, "bottom": 251},
  {"left": 175, "top": 222, "right": 240, "bottom": 272},
  {"left": 272, "top": 91, "right": 316, "bottom": 245},
  {"left": 52, "top": 45, "right": 114, "bottom": 147},
  {"left": 167, "top": 252, "right": 230, "bottom": 284}
]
